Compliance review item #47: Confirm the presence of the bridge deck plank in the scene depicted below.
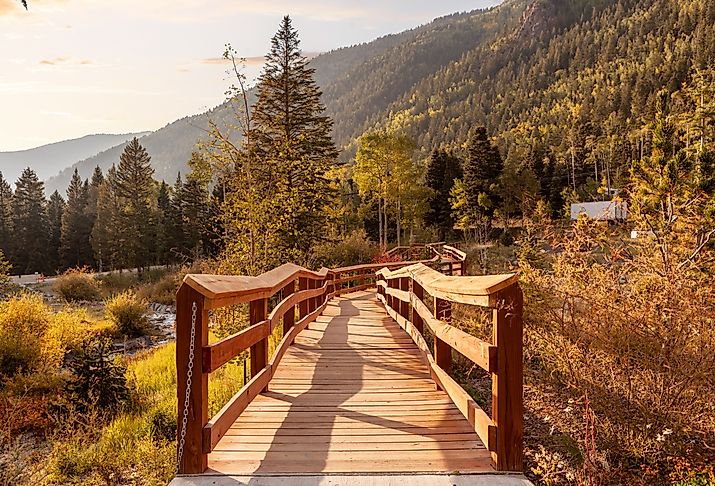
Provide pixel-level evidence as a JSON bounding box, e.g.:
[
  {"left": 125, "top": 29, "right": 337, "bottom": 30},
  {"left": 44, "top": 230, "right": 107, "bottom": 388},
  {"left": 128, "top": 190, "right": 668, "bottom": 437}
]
[{"left": 206, "top": 290, "right": 492, "bottom": 475}]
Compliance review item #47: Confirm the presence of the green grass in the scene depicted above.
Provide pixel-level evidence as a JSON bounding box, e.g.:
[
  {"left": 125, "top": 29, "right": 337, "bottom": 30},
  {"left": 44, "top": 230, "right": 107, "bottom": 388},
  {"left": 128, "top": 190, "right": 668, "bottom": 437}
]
[{"left": 46, "top": 341, "right": 246, "bottom": 485}]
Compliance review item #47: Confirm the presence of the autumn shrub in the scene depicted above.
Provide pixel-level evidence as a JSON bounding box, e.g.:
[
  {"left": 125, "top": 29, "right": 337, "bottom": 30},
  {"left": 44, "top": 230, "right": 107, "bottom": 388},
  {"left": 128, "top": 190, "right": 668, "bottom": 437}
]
[
  {"left": 96, "top": 271, "right": 137, "bottom": 296},
  {"left": 135, "top": 271, "right": 180, "bottom": 305},
  {"left": 312, "top": 229, "right": 380, "bottom": 267},
  {"left": 53, "top": 268, "right": 101, "bottom": 302},
  {"left": 105, "top": 291, "right": 149, "bottom": 337},
  {"left": 520, "top": 216, "right": 715, "bottom": 483},
  {"left": 0, "top": 293, "right": 51, "bottom": 377}
]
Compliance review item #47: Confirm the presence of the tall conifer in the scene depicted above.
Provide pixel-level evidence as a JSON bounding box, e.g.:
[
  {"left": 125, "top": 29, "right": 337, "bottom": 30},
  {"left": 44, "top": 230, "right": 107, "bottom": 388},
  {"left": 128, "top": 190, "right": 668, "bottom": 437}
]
[{"left": 11, "top": 168, "right": 49, "bottom": 274}]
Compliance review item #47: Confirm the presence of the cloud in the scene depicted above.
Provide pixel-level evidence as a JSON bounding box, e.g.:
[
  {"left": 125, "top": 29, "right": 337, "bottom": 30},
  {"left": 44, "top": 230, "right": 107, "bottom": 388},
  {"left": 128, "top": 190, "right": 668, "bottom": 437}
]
[
  {"left": 200, "top": 51, "right": 320, "bottom": 67},
  {"left": 38, "top": 56, "right": 93, "bottom": 66}
]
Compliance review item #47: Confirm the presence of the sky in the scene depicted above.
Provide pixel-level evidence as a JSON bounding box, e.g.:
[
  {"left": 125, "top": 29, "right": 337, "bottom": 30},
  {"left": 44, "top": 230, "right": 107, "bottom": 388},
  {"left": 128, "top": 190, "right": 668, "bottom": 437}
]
[{"left": 0, "top": 0, "right": 500, "bottom": 151}]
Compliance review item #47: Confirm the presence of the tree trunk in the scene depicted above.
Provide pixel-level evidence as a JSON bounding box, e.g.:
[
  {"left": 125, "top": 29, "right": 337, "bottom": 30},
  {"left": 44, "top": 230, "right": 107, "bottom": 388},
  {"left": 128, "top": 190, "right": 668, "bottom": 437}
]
[{"left": 396, "top": 197, "right": 401, "bottom": 247}]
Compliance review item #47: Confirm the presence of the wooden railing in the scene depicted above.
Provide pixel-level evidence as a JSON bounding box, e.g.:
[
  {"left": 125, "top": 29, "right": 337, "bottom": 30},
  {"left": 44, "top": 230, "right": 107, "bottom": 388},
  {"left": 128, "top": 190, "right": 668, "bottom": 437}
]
[
  {"left": 175, "top": 251, "right": 455, "bottom": 474},
  {"left": 175, "top": 246, "right": 521, "bottom": 474},
  {"left": 375, "top": 263, "right": 523, "bottom": 471}
]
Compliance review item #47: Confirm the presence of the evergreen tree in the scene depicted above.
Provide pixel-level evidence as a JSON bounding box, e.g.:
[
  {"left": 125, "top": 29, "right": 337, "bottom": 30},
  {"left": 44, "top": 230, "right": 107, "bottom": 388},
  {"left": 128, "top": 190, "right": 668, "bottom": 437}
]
[
  {"left": 424, "top": 149, "right": 462, "bottom": 240},
  {"left": 61, "top": 169, "right": 93, "bottom": 268},
  {"left": 114, "top": 138, "right": 156, "bottom": 273},
  {"left": 85, "top": 166, "right": 104, "bottom": 259},
  {"left": 166, "top": 173, "right": 185, "bottom": 262},
  {"left": 462, "top": 127, "right": 504, "bottom": 235},
  {"left": 156, "top": 180, "right": 171, "bottom": 264},
  {"left": 180, "top": 177, "right": 210, "bottom": 257},
  {"left": 92, "top": 166, "right": 120, "bottom": 272},
  {"left": 0, "top": 172, "right": 13, "bottom": 260},
  {"left": 47, "top": 191, "right": 65, "bottom": 273},
  {"left": 11, "top": 168, "right": 49, "bottom": 274},
  {"left": 247, "top": 15, "right": 339, "bottom": 261}
]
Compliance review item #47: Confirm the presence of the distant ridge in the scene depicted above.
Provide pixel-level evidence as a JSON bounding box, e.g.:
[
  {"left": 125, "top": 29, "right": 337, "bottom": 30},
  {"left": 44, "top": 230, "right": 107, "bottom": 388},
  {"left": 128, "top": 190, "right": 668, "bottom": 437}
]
[{"left": 0, "top": 132, "right": 149, "bottom": 189}]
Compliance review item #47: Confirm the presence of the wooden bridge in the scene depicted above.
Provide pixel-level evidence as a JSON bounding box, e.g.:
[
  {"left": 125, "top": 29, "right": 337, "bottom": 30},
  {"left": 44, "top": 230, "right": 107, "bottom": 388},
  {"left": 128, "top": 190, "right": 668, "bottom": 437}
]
[{"left": 172, "top": 245, "right": 528, "bottom": 484}]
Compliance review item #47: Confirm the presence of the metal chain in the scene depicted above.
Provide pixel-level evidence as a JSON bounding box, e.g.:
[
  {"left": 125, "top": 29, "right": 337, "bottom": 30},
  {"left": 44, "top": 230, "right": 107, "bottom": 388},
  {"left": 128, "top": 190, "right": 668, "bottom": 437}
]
[{"left": 176, "top": 301, "right": 197, "bottom": 473}]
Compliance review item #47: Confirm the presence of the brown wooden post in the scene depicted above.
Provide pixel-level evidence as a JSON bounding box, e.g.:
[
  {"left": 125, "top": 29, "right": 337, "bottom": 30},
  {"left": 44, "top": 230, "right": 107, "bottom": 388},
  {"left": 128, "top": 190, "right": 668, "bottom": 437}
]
[
  {"left": 399, "top": 277, "right": 410, "bottom": 320},
  {"left": 249, "top": 297, "right": 268, "bottom": 392},
  {"left": 434, "top": 297, "right": 452, "bottom": 374},
  {"left": 282, "top": 280, "right": 295, "bottom": 335},
  {"left": 176, "top": 283, "right": 209, "bottom": 474},
  {"left": 308, "top": 279, "right": 317, "bottom": 313},
  {"left": 298, "top": 277, "right": 308, "bottom": 319},
  {"left": 492, "top": 284, "right": 524, "bottom": 471},
  {"left": 412, "top": 281, "right": 424, "bottom": 334}
]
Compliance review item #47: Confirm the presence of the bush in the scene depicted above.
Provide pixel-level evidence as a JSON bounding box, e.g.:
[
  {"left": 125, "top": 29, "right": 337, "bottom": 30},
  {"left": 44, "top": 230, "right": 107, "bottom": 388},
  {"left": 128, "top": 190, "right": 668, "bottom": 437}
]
[
  {"left": 41, "top": 308, "right": 113, "bottom": 368},
  {"left": 498, "top": 229, "right": 514, "bottom": 246},
  {"left": 105, "top": 291, "right": 149, "bottom": 337},
  {"left": 312, "top": 230, "right": 379, "bottom": 267},
  {"left": 53, "top": 268, "right": 101, "bottom": 302},
  {"left": 0, "top": 294, "right": 50, "bottom": 377},
  {"left": 135, "top": 271, "right": 180, "bottom": 305},
  {"left": 66, "top": 338, "right": 129, "bottom": 411}
]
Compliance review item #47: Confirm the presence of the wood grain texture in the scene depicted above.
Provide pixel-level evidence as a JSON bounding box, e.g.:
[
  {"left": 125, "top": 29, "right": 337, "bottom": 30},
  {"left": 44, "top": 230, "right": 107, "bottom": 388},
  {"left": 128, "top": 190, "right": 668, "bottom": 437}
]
[{"left": 205, "top": 291, "right": 492, "bottom": 475}]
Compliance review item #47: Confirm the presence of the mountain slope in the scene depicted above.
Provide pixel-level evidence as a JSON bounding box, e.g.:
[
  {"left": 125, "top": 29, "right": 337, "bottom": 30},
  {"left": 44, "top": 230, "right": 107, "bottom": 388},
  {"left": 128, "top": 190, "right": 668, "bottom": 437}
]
[
  {"left": 45, "top": 0, "right": 715, "bottom": 196},
  {"left": 0, "top": 133, "right": 148, "bottom": 187}
]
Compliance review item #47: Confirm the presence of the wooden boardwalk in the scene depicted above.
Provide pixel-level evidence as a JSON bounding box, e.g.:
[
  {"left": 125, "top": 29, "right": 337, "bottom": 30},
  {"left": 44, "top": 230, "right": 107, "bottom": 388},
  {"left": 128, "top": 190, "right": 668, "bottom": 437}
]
[{"left": 206, "top": 290, "right": 491, "bottom": 475}]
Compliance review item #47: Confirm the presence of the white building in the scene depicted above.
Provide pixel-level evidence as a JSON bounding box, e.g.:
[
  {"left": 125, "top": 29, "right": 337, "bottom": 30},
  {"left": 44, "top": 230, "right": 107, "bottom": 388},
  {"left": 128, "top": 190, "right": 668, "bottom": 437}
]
[{"left": 570, "top": 201, "right": 628, "bottom": 222}]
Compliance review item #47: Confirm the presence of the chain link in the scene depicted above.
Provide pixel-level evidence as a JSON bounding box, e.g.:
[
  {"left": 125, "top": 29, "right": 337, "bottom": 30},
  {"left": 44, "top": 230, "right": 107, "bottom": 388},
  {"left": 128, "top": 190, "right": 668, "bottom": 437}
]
[{"left": 177, "top": 301, "right": 197, "bottom": 473}]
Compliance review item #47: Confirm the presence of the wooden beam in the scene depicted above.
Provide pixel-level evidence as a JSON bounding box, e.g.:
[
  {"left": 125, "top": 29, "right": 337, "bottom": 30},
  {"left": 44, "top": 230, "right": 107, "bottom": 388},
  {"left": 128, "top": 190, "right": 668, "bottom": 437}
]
[
  {"left": 176, "top": 283, "right": 208, "bottom": 474},
  {"left": 249, "top": 298, "right": 268, "bottom": 393},
  {"left": 202, "top": 320, "right": 269, "bottom": 373},
  {"left": 282, "top": 280, "right": 295, "bottom": 335},
  {"left": 492, "top": 284, "right": 524, "bottom": 471},
  {"left": 298, "top": 277, "right": 308, "bottom": 319},
  {"left": 412, "top": 281, "right": 424, "bottom": 334},
  {"left": 434, "top": 297, "right": 452, "bottom": 375}
]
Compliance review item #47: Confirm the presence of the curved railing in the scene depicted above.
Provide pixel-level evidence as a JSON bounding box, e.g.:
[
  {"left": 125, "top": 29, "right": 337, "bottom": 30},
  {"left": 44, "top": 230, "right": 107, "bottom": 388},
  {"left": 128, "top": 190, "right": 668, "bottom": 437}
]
[
  {"left": 175, "top": 245, "right": 521, "bottom": 473},
  {"left": 375, "top": 263, "right": 522, "bottom": 471},
  {"left": 176, "top": 252, "right": 448, "bottom": 474}
]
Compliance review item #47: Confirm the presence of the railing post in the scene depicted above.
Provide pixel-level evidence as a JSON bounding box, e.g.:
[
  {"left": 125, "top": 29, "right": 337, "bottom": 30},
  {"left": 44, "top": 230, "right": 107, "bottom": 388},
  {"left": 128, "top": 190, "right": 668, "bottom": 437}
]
[
  {"left": 282, "top": 280, "right": 295, "bottom": 335},
  {"left": 434, "top": 297, "right": 452, "bottom": 374},
  {"left": 176, "top": 283, "right": 208, "bottom": 474},
  {"left": 399, "top": 276, "right": 410, "bottom": 320},
  {"left": 492, "top": 284, "right": 524, "bottom": 471},
  {"left": 308, "top": 279, "right": 317, "bottom": 313},
  {"left": 298, "top": 277, "right": 308, "bottom": 319},
  {"left": 412, "top": 280, "right": 424, "bottom": 334},
  {"left": 249, "top": 297, "right": 268, "bottom": 392}
]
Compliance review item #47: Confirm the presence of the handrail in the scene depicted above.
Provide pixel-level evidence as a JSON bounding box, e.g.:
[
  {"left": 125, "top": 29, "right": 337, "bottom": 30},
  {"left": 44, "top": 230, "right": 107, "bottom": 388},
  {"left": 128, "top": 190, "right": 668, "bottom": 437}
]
[
  {"left": 375, "top": 263, "right": 523, "bottom": 472},
  {"left": 175, "top": 248, "right": 461, "bottom": 474}
]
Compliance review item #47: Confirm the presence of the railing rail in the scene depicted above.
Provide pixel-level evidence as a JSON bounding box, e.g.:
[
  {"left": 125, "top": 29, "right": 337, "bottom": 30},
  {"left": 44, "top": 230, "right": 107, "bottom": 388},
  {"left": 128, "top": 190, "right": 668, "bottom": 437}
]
[{"left": 375, "top": 263, "right": 523, "bottom": 471}]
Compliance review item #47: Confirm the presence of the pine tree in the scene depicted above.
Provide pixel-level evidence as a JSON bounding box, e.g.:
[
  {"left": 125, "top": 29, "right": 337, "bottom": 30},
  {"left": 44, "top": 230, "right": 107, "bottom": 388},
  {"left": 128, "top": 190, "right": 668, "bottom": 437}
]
[
  {"left": 11, "top": 168, "right": 49, "bottom": 274},
  {"left": 85, "top": 166, "right": 104, "bottom": 259},
  {"left": 246, "top": 15, "right": 339, "bottom": 262},
  {"left": 180, "top": 177, "right": 210, "bottom": 257},
  {"left": 424, "top": 149, "right": 463, "bottom": 240},
  {"left": 47, "top": 191, "right": 65, "bottom": 273},
  {"left": 0, "top": 172, "right": 13, "bottom": 260},
  {"left": 462, "top": 127, "right": 504, "bottom": 235},
  {"left": 61, "top": 169, "right": 93, "bottom": 268},
  {"left": 114, "top": 138, "right": 156, "bottom": 272},
  {"left": 92, "top": 166, "right": 120, "bottom": 272},
  {"left": 156, "top": 180, "right": 171, "bottom": 264},
  {"left": 166, "top": 173, "right": 185, "bottom": 262}
]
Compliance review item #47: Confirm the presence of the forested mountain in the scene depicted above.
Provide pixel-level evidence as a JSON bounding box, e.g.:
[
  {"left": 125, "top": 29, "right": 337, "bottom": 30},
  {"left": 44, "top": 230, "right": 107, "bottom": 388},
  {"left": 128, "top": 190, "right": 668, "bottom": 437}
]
[
  {"left": 45, "top": 0, "right": 715, "bottom": 197},
  {"left": 0, "top": 133, "right": 147, "bottom": 185}
]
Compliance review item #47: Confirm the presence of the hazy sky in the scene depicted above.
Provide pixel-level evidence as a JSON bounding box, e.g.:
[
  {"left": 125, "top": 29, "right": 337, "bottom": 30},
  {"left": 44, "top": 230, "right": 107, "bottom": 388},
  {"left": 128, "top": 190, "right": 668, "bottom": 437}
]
[{"left": 1, "top": 0, "right": 500, "bottom": 151}]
